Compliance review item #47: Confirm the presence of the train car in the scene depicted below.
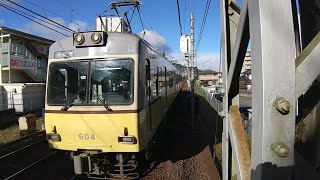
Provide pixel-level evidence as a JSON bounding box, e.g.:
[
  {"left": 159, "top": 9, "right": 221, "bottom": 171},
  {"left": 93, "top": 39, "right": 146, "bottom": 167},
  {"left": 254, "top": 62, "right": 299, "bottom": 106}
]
[{"left": 44, "top": 30, "right": 181, "bottom": 179}]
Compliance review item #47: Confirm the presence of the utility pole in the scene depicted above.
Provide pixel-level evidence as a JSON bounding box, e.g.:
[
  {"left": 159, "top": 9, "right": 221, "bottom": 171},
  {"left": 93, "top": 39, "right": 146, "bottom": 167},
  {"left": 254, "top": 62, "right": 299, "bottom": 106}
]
[{"left": 190, "top": 12, "right": 195, "bottom": 82}]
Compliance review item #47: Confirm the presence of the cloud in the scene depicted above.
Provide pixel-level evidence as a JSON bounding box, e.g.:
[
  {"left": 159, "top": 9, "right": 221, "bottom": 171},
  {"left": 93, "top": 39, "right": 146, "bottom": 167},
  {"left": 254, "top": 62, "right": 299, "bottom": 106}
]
[
  {"left": 196, "top": 53, "right": 220, "bottom": 71},
  {"left": 138, "top": 29, "right": 172, "bottom": 52},
  {"left": 169, "top": 52, "right": 220, "bottom": 71},
  {"left": 0, "top": 19, "right": 4, "bottom": 26},
  {"left": 22, "top": 17, "right": 88, "bottom": 41}
]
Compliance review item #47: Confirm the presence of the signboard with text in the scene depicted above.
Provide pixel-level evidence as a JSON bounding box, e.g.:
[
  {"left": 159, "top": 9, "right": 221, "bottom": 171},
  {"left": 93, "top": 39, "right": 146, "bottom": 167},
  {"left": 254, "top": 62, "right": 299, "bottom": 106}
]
[{"left": 10, "top": 56, "right": 37, "bottom": 70}]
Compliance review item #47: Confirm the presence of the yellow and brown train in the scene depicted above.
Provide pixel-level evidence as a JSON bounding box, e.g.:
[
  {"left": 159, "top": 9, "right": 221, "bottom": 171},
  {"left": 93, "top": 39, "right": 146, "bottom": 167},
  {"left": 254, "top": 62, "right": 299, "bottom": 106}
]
[{"left": 44, "top": 30, "right": 181, "bottom": 178}]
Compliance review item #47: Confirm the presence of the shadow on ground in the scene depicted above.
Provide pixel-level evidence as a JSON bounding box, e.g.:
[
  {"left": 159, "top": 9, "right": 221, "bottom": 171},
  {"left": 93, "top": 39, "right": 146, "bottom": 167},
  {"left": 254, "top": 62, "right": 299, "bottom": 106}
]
[{"left": 151, "top": 90, "right": 223, "bottom": 176}]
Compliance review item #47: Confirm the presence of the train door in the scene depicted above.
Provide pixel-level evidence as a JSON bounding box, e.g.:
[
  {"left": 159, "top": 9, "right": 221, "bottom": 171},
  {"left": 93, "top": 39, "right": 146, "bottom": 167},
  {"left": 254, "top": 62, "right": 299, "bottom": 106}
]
[{"left": 145, "top": 59, "right": 152, "bottom": 136}]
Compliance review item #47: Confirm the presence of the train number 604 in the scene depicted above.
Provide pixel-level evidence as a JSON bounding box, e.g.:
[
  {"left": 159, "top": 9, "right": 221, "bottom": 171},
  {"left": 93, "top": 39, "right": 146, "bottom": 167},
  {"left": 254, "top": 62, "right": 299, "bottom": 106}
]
[{"left": 79, "top": 133, "right": 95, "bottom": 140}]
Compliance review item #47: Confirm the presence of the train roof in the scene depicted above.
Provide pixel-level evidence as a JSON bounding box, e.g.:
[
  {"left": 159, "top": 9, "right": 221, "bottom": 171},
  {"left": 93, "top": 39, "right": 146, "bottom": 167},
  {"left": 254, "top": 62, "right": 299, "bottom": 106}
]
[{"left": 48, "top": 31, "right": 166, "bottom": 61}]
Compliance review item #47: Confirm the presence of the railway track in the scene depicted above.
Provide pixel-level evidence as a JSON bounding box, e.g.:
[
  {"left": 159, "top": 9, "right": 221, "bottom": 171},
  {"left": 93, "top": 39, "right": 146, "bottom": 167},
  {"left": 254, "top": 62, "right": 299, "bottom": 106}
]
[
  {"left": 3, "top": 151, "right": 58, "bottom": 180},
  {"left": 0, "top": 131, "right": 58, "bottom": 180},
  {"left": 0, "top": 131, "right": 45, "bottom": 157}
]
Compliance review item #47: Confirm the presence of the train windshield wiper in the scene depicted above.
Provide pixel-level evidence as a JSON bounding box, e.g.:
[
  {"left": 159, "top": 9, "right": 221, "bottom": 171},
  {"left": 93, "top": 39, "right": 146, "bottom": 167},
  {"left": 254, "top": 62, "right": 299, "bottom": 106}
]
[
  {"left": 97, "top": 94, "right": 113, "bottom": 112},
  {"left": 92, "top": 88, "right": 113, "bottom": 111},
  {"left": 61, "top": 87, "right": 84, "bottom": 111}
]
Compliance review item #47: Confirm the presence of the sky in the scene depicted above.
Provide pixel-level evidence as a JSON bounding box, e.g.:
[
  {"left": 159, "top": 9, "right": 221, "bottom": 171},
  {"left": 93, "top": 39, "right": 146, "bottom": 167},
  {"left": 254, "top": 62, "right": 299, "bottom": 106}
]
[{"left": 0, "top": 0, "right": 226, "bottom": 71}]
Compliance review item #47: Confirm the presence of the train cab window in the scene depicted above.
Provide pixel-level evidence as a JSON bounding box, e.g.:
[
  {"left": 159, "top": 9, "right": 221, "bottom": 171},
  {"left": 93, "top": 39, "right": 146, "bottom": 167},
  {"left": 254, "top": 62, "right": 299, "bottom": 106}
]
[
  {"left": 89, "top": 59, "right": 134, "bottom": 105},
  {"left": 47, "top": 61, "right": 88, "bottom": 105},
  {"left": 47, "top": 59, "right": 133, "bottom": 106}
]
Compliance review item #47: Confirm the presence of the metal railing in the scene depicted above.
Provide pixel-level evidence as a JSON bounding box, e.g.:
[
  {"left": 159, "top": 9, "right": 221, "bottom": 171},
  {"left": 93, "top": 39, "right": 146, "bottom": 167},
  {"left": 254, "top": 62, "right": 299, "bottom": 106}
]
[{"left": 200, "top": 85, "right": 223, "bottom": 114}]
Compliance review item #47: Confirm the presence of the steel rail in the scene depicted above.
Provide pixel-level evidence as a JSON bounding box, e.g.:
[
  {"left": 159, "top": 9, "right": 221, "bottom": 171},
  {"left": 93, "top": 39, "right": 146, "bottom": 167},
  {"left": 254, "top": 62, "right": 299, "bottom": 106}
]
[
  {"left": 4, "top": 151, "right": 58, "bottom": 180},
  {"left": 0, "top": 131, "right": 46, "bottom": 159},
  {"left": 0, "top": 139, "right": 46, "bottom": 159}
]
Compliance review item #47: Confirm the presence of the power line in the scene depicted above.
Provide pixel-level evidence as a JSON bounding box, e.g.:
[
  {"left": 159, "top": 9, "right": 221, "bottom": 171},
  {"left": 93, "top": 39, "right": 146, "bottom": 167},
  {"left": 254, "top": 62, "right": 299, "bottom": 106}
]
[
  {"left": 183, "top": 0, "right": 186, "bottom": 34},
  {"left": 176, "top": 0, "right": 183, "bottom": 36},
  {"left": 139, "top": 9, "right": 169, "bottom": 52},
  {"left": 22, "top": 0, "right": 88, "bottom": 30},
  {"left": 195, "top": 0, "right": 212, "bottom": 53},
  {"left": 54, "top": 0, "right": 96, "bottom": 27},
  {"left": 6, "top": 0, "right": 75, "bottom": 33},
  {"left": 196, "top": 0, "right": 212, "bottom": 51},
  {"left": 140, "top": 9, "right": 167, "bottom": 50},
  {"left": 1, "top": 3, "right": 74, "bottom": 33},
  {"left": 0, "top": 3, "right": 69, "bottom": 36}
]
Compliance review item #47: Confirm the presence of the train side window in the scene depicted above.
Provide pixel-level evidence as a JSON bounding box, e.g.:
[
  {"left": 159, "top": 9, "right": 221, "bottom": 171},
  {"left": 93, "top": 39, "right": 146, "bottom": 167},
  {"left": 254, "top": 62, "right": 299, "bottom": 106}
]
[
  {"left": 158, "top": 67, "right": 162, "bottom": 87},
  {"left": 150, "top": 68, "right": 158, "bottom": 99},
  {"left": 145, "top": 59, "right": 150, "bottom": 80},
  {"left": 169, "top": 77, "right": 173, "bottom": 87},
  {"left": 157, "top": 67, "right": 160, "bottom": 93}
]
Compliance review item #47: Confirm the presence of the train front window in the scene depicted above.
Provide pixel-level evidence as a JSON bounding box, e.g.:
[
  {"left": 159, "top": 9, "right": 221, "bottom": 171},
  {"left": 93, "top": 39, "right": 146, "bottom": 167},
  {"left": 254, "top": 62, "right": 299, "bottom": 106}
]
[
  {"left": 47, "top": 59, "right": 134, "bottom": 106},
  {"left": 90, "top": 60, "right": 134, "bottom": 105},
  {"left": 47, "top": 61, "right": 89, "bottom": 105}
]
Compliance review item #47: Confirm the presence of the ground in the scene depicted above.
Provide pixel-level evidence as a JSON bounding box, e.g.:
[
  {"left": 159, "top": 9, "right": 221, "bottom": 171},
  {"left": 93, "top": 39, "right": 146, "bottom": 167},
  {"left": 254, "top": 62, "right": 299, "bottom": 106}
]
[
  {"left": 143, "top": 81, "right": 222, "bottom": 180},
  {"left": 0, "top": 117, "right": 44, "bottom": 145}
]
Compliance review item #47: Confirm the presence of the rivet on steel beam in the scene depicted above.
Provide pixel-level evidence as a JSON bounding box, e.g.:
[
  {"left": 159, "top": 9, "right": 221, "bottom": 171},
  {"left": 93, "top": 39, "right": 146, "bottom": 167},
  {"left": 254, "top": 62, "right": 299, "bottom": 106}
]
[
  {"left": 272, "top": 143, "right": 289, "bottom": 158},
  {"left": 275, "top": 98, "right": 290, "bottom": 115}
]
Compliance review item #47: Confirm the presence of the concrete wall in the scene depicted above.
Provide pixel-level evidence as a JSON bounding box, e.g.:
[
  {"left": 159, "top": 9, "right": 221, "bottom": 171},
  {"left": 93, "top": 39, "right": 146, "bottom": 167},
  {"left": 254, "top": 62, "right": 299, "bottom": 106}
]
[
  {"left": 198, "top": 74, "right": 219, "bottom": 81},
  {"left": 1, "top": 83, "right": 45, "bottom": 113},
  {"left": 1, "top": 70, "right": 29, "bottom": 83}
]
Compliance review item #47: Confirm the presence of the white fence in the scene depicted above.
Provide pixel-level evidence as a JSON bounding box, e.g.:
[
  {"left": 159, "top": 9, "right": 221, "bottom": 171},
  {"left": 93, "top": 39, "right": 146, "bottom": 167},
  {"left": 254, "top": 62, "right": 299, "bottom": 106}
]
[{"left": 200, "top": 85, "right": 223, "bottom": 113}]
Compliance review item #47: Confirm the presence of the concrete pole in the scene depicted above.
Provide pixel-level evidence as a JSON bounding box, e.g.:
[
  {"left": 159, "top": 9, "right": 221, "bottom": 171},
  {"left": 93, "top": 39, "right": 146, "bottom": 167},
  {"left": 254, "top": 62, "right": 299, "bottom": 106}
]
[
  {"left": 190, "top": 12, "right": 195, "bottom": 81},
  {"left": 0, "top": 64, "right": 2, "bottom": 85},
  {"left": 0, "top": 36, "right": 2, "bottom": 85}
]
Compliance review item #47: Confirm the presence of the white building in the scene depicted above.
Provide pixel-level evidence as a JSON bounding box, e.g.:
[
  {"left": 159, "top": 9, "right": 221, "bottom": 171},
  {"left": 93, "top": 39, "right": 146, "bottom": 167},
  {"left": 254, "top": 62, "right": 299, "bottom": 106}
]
[{"left": 0, "top": 27, "right": 54, "bottom": 115}]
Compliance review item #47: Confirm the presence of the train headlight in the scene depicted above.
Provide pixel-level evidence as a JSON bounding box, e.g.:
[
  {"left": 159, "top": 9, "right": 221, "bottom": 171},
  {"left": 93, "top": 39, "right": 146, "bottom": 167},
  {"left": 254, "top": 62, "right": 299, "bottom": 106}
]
[
  {"left": 74, "top": 33, "right": 85, "bottom": 45},
  {"left": 73, "top": 31, "right": 106, "bottom": 47},
  {"left": 46, "top": 133, "right": 61, "bottom": 142},
  {"left": 118, "top": 135, "right": 136, "bottom": 144},
  {"left": 91, "top": 32, "right": 102, "bottom": 44}
]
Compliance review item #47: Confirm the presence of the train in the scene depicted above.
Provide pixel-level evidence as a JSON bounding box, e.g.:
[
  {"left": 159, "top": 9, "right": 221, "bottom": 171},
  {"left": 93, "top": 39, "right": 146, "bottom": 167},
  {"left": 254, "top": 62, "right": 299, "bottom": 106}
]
[{"left": 44, "top": 30, "right": 182, "bottom": 179}]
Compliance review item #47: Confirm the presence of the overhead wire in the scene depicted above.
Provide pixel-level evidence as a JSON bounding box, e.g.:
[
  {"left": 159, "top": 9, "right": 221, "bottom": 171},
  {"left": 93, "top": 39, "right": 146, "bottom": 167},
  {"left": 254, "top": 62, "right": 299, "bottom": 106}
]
[
  {"left": 22, "top": 0, "right": 88, "bottom": 31},
  {"left": 176, "top": 0, "right": 183, "bottom": 36},
  {"left": 0, "top": 3, "right": 69, "bottom": 36},
  {"left": 0, "top": 3, "right": 74, "bottom": 33},
  {"left": 5, "top": 0, "right": 75, "bottom": 33},
  {"left": 139, "top": 8, "right": 169, "bottom": 52},
  {"left": 183, "top": 0, "right": 186, "bottom": 34},
  {"left": 53, "top": 0, "right": 96, "bottom": 27},
  {"left": 195, "top": 0, "right": 212, "bottom": 53}
]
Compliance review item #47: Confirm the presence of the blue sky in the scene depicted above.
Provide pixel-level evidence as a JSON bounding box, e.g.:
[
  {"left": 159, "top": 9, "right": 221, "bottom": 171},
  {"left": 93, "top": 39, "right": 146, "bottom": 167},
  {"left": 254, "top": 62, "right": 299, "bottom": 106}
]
[{"left": 0, "top": 0, "right": 223, "bottom": 70}]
